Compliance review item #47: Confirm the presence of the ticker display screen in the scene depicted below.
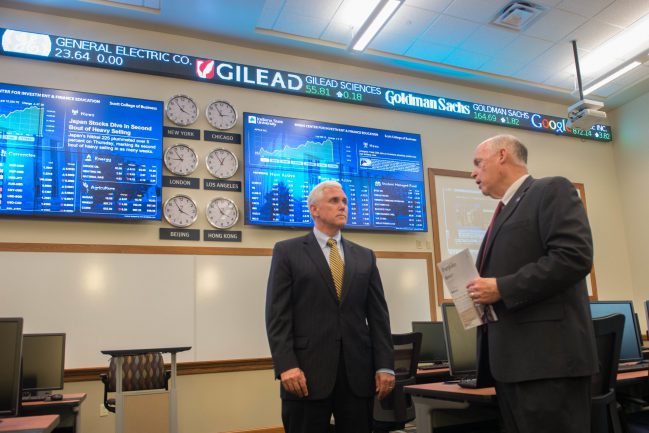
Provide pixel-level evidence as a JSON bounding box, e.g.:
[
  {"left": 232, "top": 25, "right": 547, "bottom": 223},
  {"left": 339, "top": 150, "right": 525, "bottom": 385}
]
[
  {"left": 0, "top": 82, "right": 163, "bottom": 220},
  {"left": 0, "top": 27, "right": 612, "bottom": 142},
  {"left": 244, "top": 113, "right": 427, "bottom": 232}
]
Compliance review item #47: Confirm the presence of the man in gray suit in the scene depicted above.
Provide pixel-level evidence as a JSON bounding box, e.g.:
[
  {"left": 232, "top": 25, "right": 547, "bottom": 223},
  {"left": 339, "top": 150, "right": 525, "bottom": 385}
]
[
  {"left": 266, "top": 180, "right": 395, "bottom": 433},
  {"left": 466, "top": 134, "right": 598, "bottom": 433}
]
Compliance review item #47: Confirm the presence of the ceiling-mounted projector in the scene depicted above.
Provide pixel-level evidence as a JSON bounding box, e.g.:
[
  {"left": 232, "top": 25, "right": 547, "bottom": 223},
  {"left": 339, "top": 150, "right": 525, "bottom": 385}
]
[{"left": 567, "top": 99, "right": 606, "bottom": 130}]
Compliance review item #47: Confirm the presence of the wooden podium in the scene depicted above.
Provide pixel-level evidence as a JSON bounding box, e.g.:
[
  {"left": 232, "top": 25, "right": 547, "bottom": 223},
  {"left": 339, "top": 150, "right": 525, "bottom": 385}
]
[{"left": 101, "top": 347, "right": 190, "bottom": 433}]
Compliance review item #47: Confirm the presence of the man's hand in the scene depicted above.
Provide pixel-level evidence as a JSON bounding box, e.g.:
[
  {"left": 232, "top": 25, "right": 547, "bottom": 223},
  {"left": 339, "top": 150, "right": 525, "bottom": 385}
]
[
  {"left": 466, "top": 277, "right": 501, "bottom": 304},
  {"left": 375, "top": 371, "right": 395, "bottom": 400},
  {"left": 280, "top": 367, "right": 308, "bottom": 398}
]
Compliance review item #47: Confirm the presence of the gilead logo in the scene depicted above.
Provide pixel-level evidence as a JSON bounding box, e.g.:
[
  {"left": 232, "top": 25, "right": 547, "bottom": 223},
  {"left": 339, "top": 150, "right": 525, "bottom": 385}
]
[
  {"left": 530, "top": 114, "right": 572, "bottom": 133},
  {"left": 196, "top": 60, "right": 215, "bottom": 79}
]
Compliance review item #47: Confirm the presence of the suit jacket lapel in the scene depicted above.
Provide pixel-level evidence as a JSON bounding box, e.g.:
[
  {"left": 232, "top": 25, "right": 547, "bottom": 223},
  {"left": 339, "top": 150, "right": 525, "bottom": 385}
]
[
  {"left": 303, "top": 232, "right": 339, "bottom": 302},
  {"left": 480, "top": 176, "right": 534, "bottom": 271},
  {"left": 339, "top": 237, "right": 356, "bottom": 303}
]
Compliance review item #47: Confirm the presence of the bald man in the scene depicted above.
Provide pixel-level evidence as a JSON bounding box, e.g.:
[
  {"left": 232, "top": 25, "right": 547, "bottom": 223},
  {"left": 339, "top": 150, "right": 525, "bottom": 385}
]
[{"left": 467, "top": 134, "right": 598, "bottom": 433}]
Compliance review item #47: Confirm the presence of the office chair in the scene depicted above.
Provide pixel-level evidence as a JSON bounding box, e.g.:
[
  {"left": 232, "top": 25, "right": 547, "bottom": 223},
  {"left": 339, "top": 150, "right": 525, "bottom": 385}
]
[
  {"left": 373, "top": 332, "right": 422, "bottom": 433},
  {"left": 591, "top": 313, "right": 625, "bottom": 433},
  {"left": 100, "top": 352, "right": 171, "bottom": 413}
]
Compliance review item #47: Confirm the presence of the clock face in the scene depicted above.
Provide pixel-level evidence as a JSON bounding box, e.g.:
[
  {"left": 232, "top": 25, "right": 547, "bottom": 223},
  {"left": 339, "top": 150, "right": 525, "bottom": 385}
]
[
  {"left": 165, "top": 94, "right": 199, "bottom": 126},
  {"left": 163, "top": 194, "right": 198, "bottom": 227},
  {"left": 164, "top": 144, "right": 198, "bottom": 176},
  {"left": 206, "top": 197, "right": 239, "bottom": 229},
  {"left": 206, "top": 148, "right": 238, "bottom": 179},
  {"left": 205, "top": 100, "right": 237, "bottom": 130}
]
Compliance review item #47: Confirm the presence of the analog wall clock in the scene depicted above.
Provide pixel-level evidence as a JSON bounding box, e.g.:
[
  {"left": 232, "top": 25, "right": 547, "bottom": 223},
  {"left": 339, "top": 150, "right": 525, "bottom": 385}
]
[
  {"left": 165, "top": 94, "right": 199, "bottom": 126},
  {"left": 205, "top": 100, "right": 237, "bottom": 130},
  {"left": 206, "top": 148, "right": 238, "bottom": 179},
  {"left": 163, "top": 143, "right": 199, "bottom": 176},
  {"left": 206, "top": 197, "right": 239, "bottom": 229},
  {"left": 163, "top": 194, "right": 198, "bottom": 227}
]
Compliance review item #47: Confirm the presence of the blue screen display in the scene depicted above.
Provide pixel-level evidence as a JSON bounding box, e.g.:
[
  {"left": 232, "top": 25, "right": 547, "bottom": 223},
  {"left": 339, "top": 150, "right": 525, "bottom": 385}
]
[
  {"left": 0, "top": 82, "right": 163, "bottom": 220},
  {"left": 590, "top": 301, "right": 642, "bottom": 362},
  {"left": 243, "top": 112, "right": 427, "bottom": 232}
]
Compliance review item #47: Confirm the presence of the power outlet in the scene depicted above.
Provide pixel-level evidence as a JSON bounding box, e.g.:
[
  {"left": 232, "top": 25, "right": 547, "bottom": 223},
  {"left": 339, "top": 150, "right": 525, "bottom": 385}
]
[
  {"left": 415, "top": 240, "right": 423, "bottom": 249},
  {"left": 99, "top": 403, "right": 109, "bottom": 417}
]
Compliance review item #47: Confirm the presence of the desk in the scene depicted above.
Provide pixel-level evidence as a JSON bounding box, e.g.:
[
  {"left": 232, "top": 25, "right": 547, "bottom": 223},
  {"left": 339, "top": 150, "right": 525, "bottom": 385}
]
[
  {"left": 406, "top": 370, "right": 649, "bottom": 432},
  {"left": 0, "top": 415, "right": 59, "bottom": 433},
  {"left": 21, "top": 394, "right": 86, "bottom": 433},
  {"left": 416, "top": 367, "right": 451, "bottom": 384}
]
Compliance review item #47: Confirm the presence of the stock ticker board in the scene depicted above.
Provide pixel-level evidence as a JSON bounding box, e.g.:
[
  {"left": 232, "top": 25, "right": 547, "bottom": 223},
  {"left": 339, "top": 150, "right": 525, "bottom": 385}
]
[{"left": 0, "top": 27, "right": 612, "bottom": 142}]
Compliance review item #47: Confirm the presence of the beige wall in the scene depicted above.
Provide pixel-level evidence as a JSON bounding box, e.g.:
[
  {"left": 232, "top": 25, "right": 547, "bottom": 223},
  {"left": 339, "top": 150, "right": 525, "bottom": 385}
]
[
  {"left": 611, "top": 91, "right": 649, "bottom": 334},
  {"left": 0, "top": 6, "right": 641, "bottom": 433}
]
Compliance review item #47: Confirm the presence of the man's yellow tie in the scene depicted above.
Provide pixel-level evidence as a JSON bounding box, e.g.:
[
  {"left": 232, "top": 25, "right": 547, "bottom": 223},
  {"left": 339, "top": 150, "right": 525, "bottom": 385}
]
[{"left": 327, "top": 238, "right": 344, "bottom": 300}]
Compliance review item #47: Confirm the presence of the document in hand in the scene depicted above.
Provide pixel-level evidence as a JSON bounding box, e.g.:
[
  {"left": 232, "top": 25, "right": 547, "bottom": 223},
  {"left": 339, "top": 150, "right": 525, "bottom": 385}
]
[{"left": 437, "top": 248, "right": 498, "bottom": 330}]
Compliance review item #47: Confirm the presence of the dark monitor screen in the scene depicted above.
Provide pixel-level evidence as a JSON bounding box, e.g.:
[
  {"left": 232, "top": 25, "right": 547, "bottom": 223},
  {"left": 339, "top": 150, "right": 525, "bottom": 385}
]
[
  {"left": 0, "top": 317, "right": 23, "bottom": 417},
  {"left": 412, "top": 321, "right": 447, "bottom": 363},
  {"left": 21, "top": 333, "right": 66, "bottom": 396},
  {"left": 441, "top": 304, "right": 477, "bottom": 376},
  {"left": 590, "top": 301, "right": 642, "bottom": 362},
  {"left": 243, "top": 112, "right": 427, "bottom": 232}
]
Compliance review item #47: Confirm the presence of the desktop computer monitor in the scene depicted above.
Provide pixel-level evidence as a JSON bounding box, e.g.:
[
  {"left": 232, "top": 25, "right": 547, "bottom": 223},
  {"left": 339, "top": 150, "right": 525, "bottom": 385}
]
[
  {"left": 441, "top": 304, "right": 477, "bottom": 376},
  {"left": 412, "top": 321, "right": 447, "bottom": 364},
  {"left": 21, "top": 333, "right": 66, "bottom": 399},
  {"left": 590, "top": 301, "right": 642, "bottom": 362},
  {"left": 0, "top": 318, "right": 23, "bottom": 417}
]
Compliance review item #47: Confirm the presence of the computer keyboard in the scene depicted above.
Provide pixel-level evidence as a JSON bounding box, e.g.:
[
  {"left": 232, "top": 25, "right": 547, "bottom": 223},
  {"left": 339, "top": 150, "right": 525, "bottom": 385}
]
[
  {"left": 22, "top": 395, "right": 47, "bottom": 402},
  {"left": 418, "top": 361, "right": 449, "bottom": 370},
  {"left": 458, "top": 376, "right": 478, "bottom": 388},
  {"left": 618, "top": 361, "right": 649, "bottom": 372}
]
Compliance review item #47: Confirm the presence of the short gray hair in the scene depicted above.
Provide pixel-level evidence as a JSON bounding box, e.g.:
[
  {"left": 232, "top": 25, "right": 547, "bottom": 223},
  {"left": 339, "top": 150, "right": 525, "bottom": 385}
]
[
  {"left": 308, "top": 181, "right": 343, "bottom": 206},
  {"left": 486, "top": 134, "right": 527, "bottom": 165}
]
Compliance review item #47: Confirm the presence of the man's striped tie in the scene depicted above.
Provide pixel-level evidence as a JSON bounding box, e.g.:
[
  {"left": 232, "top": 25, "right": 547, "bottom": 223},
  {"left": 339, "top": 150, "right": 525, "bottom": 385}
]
[{"left": 327, "top": 238, "right": 344, "bottom": 300}]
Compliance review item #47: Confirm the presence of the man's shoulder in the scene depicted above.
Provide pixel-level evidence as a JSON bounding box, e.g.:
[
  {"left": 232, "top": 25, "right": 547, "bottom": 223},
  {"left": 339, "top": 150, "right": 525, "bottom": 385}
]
[
  {"left": 274, "top": 233, "right": 312, "bottom": 249},
  {"left": 529, "top": 176, "right": 573, "bottom": 191},
  {"left": 342, "top": 237, "right": 373, "bottom": 256}
]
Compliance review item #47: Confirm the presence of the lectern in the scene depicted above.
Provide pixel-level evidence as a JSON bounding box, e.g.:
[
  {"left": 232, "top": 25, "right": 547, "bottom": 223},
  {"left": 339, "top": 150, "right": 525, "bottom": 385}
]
[{"left": 101, "top": 347, "right": 190, "bottom": 433}]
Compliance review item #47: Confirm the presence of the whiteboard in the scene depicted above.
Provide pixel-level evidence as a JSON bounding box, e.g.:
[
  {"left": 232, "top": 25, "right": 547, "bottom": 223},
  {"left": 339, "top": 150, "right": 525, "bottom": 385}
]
[{"left": 0, "top": 250, "right": 432, "bottom": 368}]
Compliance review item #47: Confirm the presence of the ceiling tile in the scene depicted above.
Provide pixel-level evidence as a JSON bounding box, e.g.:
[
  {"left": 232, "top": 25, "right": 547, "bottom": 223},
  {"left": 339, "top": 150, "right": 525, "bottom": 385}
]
[
  {"left": 595, "top": 0, "right": 649, "bottom": 27},
  {"left": 320, "top": 21, "right": 354, "bottom": 44},
  {"left": 273, "top": 11, "right": 330, "bottom": 38},
  {"left": 419, "top": 15, "right": 480, "bottom": 46},
  {"left": 282, "top": 0, "right": 343, "bottom": 20},
  {"left": 369, "top": 30, "right": 416, "bottom": 54},
  {"left": 381, "top": 5, "right": 439, "bottom": 37},
  {"left": 534, "top": 0, "right": 563, "bottom": 6},
  {"left": 405, "top": 0, "right": 454, "bottom": 13},
  {"left": 257, "top": 0, "right": 285, "bottom": 28},
  {"left": 479, "top": 57, "right": 529, "bottom": 76},
  {"left": 562, "top": 19, "right": 622, "bottom": 51},
  {"left": 514, "top": 63, "right": 557, "bottom": 84},
  {"left": 328, "top": 0, "right": 380, "bottom": 27},
  {"left": 524, "top": 8, "right": 588, "bottom": 42},
  {"left": 405, "top": 39, "right": 456, "bottom": 62},
  {"left": 443, "top": 48, "right": 491, "bottom": 69},
  {"left": 492, "top": 35, "right": 553, "bottom": 64},
  {"left": 556, "top": 0, "right": 615, "bottom": 18},
  {"left": 458, "top": 25, "right": 518, "bottom": 56},
  {"left": 443, "top": 0, "right": 510, "bottom": 24}
]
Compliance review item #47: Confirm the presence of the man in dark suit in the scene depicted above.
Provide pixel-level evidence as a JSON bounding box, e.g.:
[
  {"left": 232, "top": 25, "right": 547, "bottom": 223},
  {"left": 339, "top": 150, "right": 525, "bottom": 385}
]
[
  {"left": 266, "top": 180, "right": 395, "bottom": 433},
  {"left": 466, "top": 134, "right": 598, "bottom": 433}
]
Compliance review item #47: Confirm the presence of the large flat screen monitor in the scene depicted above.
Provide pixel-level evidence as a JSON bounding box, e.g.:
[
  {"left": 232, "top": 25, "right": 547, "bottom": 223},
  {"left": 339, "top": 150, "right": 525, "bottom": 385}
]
[
  {"left": 0, "top": 317, "right": 23, "bottom": 417},
  {"left": 441, "top": 304, "right": 477, "bottom": 376},
  {"left": 0, "top": 82, "right": 163, "bottom": 220},
  {"left": 243, "top": 112, "right": 427, "bottom": 232},
  {"left": 590, "top": 300, "right": 642, "bottom": 362},
  {"left": 21, "top": 333, "right": 66, "bottom": 399},
  {"left": 411, "top": 321, "right": 447, "bottom": 364}
]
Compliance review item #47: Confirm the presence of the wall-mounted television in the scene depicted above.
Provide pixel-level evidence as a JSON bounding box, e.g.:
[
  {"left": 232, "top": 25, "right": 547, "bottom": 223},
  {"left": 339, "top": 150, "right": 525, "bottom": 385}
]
[
  {"left": 243, "top": 112, "right": 427, "bottom": 232},
  {"left": 0, "top": 82, "right": 163, "bottom": 221}
]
